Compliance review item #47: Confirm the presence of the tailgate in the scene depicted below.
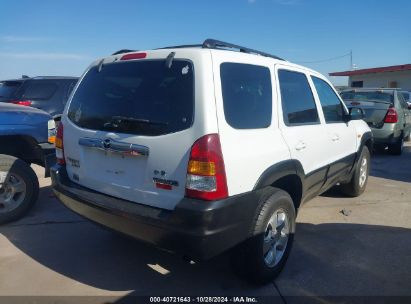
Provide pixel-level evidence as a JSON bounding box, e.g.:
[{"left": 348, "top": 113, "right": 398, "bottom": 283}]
[
  {"left": 62, "top": 55, "right": 202, "bottom": 210},
  {"left": 63, "top": 125, "right": 195, "bottom": 210}
]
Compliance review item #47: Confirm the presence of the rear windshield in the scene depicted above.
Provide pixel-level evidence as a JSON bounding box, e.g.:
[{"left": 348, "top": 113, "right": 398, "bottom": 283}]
[
  {"left": 0, "top": 81, "right": 23, "bottom": 99},
  {"left": 340, "top": 91, "right": 393, "bottom": 103},
  {"left": 18, "top": 80, "right": 58, "bottom": 100},
  {"left": 68, "top": 60, "right": 194, "bottom": 136}
]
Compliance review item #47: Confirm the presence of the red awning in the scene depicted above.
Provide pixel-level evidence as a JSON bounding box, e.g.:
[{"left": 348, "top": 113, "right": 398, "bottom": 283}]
[{"left": 329, "top": 64, "right": 411, "bottom": 77}]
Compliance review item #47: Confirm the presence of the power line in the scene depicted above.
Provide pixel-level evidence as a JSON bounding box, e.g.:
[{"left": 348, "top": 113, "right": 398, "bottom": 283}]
[{"left": 295, "top": 52, "right": 352, "bottom": 64}]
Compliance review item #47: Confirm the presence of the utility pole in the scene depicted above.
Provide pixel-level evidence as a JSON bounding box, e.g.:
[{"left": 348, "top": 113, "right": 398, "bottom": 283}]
[{"left": 350, "top": 50, "right": 353, "bottom": 70}]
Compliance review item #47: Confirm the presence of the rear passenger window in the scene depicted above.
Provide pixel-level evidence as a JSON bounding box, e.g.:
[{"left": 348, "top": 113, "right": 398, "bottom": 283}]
[
  {"left": 220, "top": 63, "right": 272, "bottom": 129},
  {"left": 278, "top": 70, "right": 319, "bottom": 125},
  {"left": 312, "top": 76, "right": 346, "bottom": 123}
]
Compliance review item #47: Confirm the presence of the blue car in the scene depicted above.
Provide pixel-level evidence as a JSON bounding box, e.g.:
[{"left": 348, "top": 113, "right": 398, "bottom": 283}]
[{"left": 0, "top": 102, "right": 56, "bottom": 223}]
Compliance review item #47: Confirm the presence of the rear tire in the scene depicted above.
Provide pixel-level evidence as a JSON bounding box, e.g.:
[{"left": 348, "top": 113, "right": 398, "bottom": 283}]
[
  {"left": 231, "top": 188, "right": 296, "bottom": 284},
  {"left": 389, "top": 135, "right": 404, "bottom": 155},
  {"left": 340, "top": 146, "right": 370, "bottom": 197},
  {"left": 0, "top": 155, "right": 39, "bottom": 224}
]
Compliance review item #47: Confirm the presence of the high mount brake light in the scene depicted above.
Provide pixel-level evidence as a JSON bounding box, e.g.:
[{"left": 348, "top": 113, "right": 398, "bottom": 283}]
[
  {"left": 12, "top": 100, "right": 32, "bottom": 106},
  {"left": 185, "top": 134, "right": 228, "bottom": 201},
  {"left": 120, "top": 53, "right": 147, "bottom": 60}
]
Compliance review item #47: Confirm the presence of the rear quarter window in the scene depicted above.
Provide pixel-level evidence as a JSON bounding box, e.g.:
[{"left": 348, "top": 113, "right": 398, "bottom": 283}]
[
  {"left": 68, "top": 60, "right": 194, "bottom": 136},
  {"left": 220, "top": 63, "right": 272, "bottom": 129}
]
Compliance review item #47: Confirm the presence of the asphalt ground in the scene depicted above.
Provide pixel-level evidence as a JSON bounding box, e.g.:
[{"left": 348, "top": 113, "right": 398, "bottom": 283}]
[{"left": 1, "top": 143, "right": 410, "bottom": 303}]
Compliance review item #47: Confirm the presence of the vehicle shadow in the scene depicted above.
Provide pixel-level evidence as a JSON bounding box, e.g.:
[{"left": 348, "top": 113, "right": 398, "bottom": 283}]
[
  {"left": 1, "top": 196, "right": 410, "bottom": 298},
  {"left": 370, "top": 143, "right": 411, "bottom": 183}
]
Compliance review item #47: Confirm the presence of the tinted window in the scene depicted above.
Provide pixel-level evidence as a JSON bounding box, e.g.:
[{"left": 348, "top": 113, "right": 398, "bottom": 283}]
[
  {"left": 65, "top": 80, "right": 78, "bottom": 104},
  {"left": 312, "top": 76, "right": 345, "bottom": 123},
  {"left": 340, "top": 91, "right": 393, "bottom": 103},
  {"left": 220, "top": 63, "right": 272, "bottom": 129},
  {"left": 351, "top": 81, "right": 363, "bottom": 88},
  {"left": 21, "top": 80, "right": 58, "bottom": 100},
  {"left": 68, "top": 60, "right": 194, "bottom": 136},
  {"left": 278, "top": 70, "right": 319, "bottom": 125},
  {"left": 397, "top": 92, "right": 408, "bottom": 109},
  {"left": 400, "top": 92, "right": 410, "bottom": 102},
  {"left": 0, "top": 81, "right": 23, "bottom": 99}
]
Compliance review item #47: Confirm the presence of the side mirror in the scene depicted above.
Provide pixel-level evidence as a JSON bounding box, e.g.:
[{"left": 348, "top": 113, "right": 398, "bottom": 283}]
[
  {"left": 408, "top": 103, "right": 411, "bottom": 110},
  {"left": 349, "top": 107, "right": 365, "bottom": 120}
]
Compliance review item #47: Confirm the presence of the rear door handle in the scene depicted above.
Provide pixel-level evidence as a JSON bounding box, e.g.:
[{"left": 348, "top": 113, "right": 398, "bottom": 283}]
[
  {"left": 332, "top": 134, "right": 340, "bottom": 142},
  {"left": 295, "top": 141, "right": 307, "bottom": 151}
]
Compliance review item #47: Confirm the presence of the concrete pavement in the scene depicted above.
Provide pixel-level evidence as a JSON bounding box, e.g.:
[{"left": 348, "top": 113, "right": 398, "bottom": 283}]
[{"left": 0, "top": 143, "right": 410, "bottom": 302}]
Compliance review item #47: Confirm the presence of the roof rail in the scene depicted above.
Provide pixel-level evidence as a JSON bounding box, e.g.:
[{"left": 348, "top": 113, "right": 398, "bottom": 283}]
[
  {"left": 156, "top": 39, "right": 284, "bottom": 60},
  {"left": 202, "top": 39, "right": 284, "bottom": 61},
  {"left": 156, "top": 44, "right": 203, "bottom": 50},
  {"left": 112, "top": 49, "right": 137, "bottom": 55}
]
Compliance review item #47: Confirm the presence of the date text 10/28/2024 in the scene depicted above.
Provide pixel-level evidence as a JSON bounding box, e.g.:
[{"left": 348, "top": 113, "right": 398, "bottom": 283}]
[{"left": 149, "top": 297, "right": 258, "bottom": 303}]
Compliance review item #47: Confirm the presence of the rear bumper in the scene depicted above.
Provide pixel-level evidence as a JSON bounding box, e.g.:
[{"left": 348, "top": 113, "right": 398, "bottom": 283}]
[
  {"left": 371, "top": 123, "right": 401, "bottom": 145},
  {"left": 51, "top": 165, "right": 262, "bottom": 260},
  {"left": 38, "top": 143, "right": 55, "bottom": 177}
]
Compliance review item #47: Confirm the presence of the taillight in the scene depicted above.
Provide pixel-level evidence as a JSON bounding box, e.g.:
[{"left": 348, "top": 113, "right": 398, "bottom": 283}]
[
  {"left": 55, "top": 123, "right": 65, "bottom": 165},
  {"left": 185, "top": 134, "right": 228, "bottom": 201},
  {"left": 120, "top": 52, "right": 147, "bottom": 60},
  {"left": 12, "top": 100, "right": 32, "bottom": 106},
  {"left": 384, "top": 107, "right": 398, "bottom": 123}
]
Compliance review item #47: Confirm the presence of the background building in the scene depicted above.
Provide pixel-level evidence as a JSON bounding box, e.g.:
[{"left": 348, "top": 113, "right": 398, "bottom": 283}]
[{"left": 330, "top": 64, "right": 411, "bottom": 90}]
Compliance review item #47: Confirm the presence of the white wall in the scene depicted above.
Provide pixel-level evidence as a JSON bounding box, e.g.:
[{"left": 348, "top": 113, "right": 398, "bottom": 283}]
[{"left": 349, "top": 70, "right": 411, "bottom": 90}]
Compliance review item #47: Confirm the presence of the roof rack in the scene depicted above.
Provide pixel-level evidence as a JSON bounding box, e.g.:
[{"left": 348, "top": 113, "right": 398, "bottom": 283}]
[
  {"left": 157, "top": 39, "right": 284, "bottom": 61},
  {"left": 202, "top": 39, "right": 284, "bottom": 60},
  {"left": 112, "top": 49, "right": 138, "bottom": 55}
]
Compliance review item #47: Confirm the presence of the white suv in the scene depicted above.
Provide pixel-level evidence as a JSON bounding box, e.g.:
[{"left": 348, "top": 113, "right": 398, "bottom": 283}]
[{"left": 51, "top": 39, "right": 372, "bottom": 283}]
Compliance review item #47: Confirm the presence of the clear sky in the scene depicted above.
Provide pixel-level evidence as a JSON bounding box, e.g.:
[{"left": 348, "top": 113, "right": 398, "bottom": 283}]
[{"left": 1, "top": 0, "right": 410, "bottom": 85}]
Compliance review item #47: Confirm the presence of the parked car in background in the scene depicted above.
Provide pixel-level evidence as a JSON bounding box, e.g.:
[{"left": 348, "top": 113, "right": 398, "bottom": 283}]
[
  {"left": 51, "top": 39, "right": 372, "bottom": 284},
  {"left": 0, "top": 76, "right": 78, "bottom": 117},
  {"left": 0, "top": 78, "right": 25, "bottom": 103},
  {"left": 0, "top": 103, "right": 56, "bottom": 224},
  {"left": 341, "top": 88, "right": 411, "bottom": 154},
  {"left": 399, "top": 90, "right": 411, "bottom": 107}
]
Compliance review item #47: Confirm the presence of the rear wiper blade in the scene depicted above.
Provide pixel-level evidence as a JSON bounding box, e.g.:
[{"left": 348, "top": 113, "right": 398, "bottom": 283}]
[{"left": 111, "top": 116, "right": 168, "bottom": 125}]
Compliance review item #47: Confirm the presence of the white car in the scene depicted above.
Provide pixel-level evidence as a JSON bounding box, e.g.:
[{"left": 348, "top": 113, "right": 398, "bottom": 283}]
[{"left": 51, "top": 39, "right": 372, "bottom": 283}]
